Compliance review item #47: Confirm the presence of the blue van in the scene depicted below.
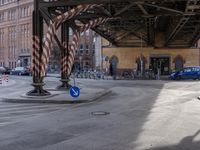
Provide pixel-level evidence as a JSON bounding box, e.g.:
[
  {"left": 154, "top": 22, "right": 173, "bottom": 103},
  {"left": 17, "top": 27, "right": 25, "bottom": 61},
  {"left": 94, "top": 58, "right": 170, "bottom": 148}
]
[{"left": 170, "top": 67, "right": 200, "bottom": 80}]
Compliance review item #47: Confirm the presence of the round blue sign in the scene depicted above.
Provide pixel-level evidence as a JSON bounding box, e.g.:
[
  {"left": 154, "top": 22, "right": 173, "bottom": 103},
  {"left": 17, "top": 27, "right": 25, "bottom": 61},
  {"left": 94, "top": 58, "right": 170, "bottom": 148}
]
[{"left": 69, "top": 86, "right": 80, "bottom": 98}]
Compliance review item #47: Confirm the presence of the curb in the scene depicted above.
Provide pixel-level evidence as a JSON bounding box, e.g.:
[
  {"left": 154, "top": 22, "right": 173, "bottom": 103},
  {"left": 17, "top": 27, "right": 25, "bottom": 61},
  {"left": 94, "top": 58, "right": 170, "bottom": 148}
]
[{"left": 2, "top": 90, "right": 112, "bottom": 104}]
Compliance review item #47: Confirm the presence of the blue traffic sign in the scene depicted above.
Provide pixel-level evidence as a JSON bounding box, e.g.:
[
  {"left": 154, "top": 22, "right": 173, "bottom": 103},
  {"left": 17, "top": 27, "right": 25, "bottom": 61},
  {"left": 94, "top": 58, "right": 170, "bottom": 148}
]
[{"left": 69, "top": 86, "right": 80, "bottom": 98}]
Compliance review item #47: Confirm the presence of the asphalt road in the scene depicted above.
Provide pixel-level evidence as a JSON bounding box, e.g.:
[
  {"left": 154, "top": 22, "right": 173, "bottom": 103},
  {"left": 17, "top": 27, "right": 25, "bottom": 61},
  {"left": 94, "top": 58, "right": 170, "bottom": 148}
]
[{"left": 1, "top": 76, "right": 200, "bottom": 150}]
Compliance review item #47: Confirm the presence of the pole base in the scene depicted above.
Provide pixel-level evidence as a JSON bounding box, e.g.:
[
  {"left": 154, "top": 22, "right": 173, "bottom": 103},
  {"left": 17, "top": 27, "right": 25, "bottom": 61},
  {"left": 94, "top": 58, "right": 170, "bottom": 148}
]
[
  {"left": 57, "top": 79, "right": 72, "bottom": 91},
  {"left": 27, "top": 83, "right": 51, "bottom": 96}
]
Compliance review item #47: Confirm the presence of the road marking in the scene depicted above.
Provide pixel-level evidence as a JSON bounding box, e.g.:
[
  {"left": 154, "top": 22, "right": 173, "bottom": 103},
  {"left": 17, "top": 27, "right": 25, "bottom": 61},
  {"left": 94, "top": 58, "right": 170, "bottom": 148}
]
[{"left": 72, "top": 88, "right": 78, "bottom": 96}]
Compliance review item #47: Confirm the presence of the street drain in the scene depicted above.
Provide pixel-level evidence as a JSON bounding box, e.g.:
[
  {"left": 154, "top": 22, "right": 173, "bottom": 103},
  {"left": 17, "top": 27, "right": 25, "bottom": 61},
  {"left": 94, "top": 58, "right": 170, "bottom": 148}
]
[{"left": 91, "top": 111, "right": 110, "bottom": 116}]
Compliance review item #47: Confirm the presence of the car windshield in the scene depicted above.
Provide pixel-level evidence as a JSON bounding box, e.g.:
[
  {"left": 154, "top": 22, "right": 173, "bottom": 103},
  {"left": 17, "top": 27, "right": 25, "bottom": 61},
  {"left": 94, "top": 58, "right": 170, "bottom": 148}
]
[{"left": 15, "top": 67, "right": 24, "bottom": 71}]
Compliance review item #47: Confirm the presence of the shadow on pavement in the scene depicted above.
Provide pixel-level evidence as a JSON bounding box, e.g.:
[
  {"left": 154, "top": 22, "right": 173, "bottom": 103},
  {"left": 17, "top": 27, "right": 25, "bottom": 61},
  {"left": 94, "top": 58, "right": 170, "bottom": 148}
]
[
  {"left": 149, "top": 130, "right": 200, "bottom": 150},
  {"left": 0, "top": 79, "right": 199, "bottom": 150}
]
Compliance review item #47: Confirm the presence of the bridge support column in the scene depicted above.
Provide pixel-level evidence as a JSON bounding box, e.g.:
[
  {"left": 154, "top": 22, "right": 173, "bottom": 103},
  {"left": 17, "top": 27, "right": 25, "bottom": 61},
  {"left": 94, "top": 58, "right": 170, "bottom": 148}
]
[
  {"left": 27, "top": 1, "right": 50, "bottom": 96},
  {"left": 57, "top": 21, "right": 72, "bottom": 90}
]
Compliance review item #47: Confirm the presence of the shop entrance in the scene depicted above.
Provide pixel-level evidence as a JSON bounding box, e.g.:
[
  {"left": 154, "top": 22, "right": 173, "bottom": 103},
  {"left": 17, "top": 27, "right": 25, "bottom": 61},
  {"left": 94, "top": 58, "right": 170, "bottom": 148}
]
[{"left": 150, "top": 56, "right": 170, "bottom": 75}]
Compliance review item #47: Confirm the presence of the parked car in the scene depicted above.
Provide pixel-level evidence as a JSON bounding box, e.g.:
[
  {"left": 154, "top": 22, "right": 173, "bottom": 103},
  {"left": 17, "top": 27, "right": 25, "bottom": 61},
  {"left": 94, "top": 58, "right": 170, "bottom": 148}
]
[
  {"left": 0, "top": 67, "right": 6, "bottom": 74},
  {"left": 170, "top": 67, "right": 200, "bottom": 80},
  {"left": 10, "top": 67, "right": 31, "bottom": 76},
  {"left": 4, "top": 67, "right": 12, "bottom": 75}
]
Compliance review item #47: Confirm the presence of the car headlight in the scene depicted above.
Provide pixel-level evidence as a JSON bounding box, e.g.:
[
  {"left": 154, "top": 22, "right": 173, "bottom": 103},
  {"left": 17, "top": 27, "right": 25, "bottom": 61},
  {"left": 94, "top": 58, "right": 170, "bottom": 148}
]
[{"left": 170, "top": 73, "right": 175, "bottom": 76}]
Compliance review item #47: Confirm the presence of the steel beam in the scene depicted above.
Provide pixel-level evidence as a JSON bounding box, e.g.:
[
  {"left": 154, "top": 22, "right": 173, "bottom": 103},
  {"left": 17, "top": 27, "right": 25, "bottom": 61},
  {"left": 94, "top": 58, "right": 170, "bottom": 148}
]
[
  {"left": 189, "top": 24, "right": 200, "bottom": 46},
  {"left": 136, "top": 3, "right": 148, "bottom": 15},
  {"left": 146, "top": 18, "right": 154, "bottom": 46},
  {"left": 114, "top": 2, "right": 135, "bottom": 16},
  {"left": 142, "top": 3, "right": 184, "bottom": 15},
  {"left": 165, "top": 16, "right": 190, "bottom": 46},
  {"left": 39, "top": 0, "right": 125, "bottom": 8}
]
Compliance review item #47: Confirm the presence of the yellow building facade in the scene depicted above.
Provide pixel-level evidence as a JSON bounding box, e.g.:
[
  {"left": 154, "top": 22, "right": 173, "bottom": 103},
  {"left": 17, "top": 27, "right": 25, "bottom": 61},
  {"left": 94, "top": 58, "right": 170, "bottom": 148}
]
[{"left": 102, "top": 39, "right": 200, "bottom": 75}]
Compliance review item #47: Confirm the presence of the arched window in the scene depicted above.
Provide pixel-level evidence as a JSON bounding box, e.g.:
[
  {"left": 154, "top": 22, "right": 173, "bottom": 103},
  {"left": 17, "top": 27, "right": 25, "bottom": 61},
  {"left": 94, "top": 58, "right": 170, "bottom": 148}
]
[
  {"left": 173, "top": 55, "right": 185, "bottom": 71},
  {"left": 109, "top": 55, "right": 119, "bottom": 77}
]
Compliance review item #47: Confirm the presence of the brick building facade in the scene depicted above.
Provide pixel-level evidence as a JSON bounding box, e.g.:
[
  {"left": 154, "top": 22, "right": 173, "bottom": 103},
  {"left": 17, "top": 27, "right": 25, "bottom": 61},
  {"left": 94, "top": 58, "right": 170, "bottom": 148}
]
[
  {"left": 0, "top": 0, "right": 33, "bottom": 69},
  {"left": 71, "top": 29, "right": 96, "bottom": 71}
]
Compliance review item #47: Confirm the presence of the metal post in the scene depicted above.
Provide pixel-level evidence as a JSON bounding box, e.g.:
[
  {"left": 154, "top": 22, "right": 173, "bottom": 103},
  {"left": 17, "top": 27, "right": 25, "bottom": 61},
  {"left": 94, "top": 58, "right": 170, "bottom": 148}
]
[
  {"left": 27, "top": 0, "right": 50, "bottom": 96},
  {"left": 140, "top": 33, "right": 143, "bottom": 79},
  {"left": 57, "top": 21, "right": 71, "bottom": 90}
]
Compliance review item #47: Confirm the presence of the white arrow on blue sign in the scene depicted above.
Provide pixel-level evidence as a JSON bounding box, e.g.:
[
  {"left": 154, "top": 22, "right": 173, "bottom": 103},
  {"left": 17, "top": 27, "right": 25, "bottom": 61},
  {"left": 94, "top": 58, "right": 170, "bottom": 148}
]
[{"left": 69, "top": 86, "right": 80, "bottom": 98}]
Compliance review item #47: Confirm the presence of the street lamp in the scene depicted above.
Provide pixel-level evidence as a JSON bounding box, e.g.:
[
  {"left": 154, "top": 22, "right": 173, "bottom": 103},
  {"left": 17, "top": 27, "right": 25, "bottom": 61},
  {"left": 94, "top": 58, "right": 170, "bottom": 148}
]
[{"left": 140, "top": 33, "right": 143, "bottom": 79}]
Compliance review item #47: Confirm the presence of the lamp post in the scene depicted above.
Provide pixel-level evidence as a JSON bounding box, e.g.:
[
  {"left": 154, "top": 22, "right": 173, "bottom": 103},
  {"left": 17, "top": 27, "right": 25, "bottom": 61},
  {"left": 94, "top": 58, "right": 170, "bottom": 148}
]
[
  {"left": 79, "top": 56, "right": 83, "bottom": 71},
  {"left": 140, "top": 33, "right": 143, "bottom": 79}
]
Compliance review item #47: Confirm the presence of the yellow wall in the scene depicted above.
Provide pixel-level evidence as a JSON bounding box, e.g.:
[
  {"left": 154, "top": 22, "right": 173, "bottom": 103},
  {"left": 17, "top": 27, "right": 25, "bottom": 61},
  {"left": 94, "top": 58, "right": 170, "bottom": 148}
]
[{"left": 103, "top": 47, "right": 200, "bottom": 70}]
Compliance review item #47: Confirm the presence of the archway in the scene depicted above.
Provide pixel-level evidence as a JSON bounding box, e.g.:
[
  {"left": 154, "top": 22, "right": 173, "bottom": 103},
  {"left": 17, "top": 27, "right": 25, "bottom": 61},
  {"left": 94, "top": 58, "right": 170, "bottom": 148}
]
[
  {"left": 173, "top": 55, "right": 185, "bottom": 71},
  {"left": 109, "top": 55, "right": 119, "bottom": 79}
]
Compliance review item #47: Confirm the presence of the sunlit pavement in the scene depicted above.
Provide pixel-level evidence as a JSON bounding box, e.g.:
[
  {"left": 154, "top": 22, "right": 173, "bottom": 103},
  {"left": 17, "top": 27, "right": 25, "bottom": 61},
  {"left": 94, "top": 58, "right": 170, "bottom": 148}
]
[{"left": 0, "top": 76, "right": 200, "bottom": 150}]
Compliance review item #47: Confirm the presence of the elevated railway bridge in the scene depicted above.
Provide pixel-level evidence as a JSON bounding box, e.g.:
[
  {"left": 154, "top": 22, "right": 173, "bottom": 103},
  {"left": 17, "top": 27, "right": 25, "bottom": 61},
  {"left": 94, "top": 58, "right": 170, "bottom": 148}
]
[{"left": 29, "top": 0, "right": 200, "bottom": 95}]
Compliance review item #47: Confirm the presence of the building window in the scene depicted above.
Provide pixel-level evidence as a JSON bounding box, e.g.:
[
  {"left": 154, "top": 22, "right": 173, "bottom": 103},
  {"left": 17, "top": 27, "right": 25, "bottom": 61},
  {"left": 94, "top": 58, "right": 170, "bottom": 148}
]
[
  {"left": 85, "top": 45, "right": 89, "bottom": 54},
  {"left": 0, "top": 29, "right": 4, "bottom": 43},
  {"left": 8, "top": 9, "right": 16, "bottom": 20},
  {"left": 86, "top": 45, "right": 89, "bottom": 50},
  {"left": 20, "top": 5, "right": 30, "bottom": 18},
  {"left": 80, "top": 44, "right": 83, "bottom": 50},
  {"left": 0, "top": 0, "right": 16, "bottom": 5},
  {"left": 0, "top": 12, "right": 4, "bottom": 22},
  {"left": 86, "top": 62, "right": 89, "bottom": 66},
  {"left": 174, "top": 55, "right": 185, "bottom": 71}
]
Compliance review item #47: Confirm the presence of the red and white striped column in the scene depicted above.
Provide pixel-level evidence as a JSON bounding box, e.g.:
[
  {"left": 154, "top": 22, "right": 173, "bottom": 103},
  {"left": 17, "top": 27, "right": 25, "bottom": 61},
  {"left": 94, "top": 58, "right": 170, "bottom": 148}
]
[
  {"left": 32, "top": 35, "right": 40, "bottom": 76},
  {"left": 66, "top": 17, "right": 111, "bottom": 76},
  {"left": 40, "top": 4, "right": 100, "bottom": 77}
]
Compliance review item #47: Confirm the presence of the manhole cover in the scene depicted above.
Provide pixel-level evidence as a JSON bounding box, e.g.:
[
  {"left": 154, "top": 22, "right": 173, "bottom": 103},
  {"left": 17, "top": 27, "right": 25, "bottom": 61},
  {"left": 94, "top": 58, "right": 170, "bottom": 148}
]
[{"left": 91, "top": 111, "right": 110, "bottom": 116}]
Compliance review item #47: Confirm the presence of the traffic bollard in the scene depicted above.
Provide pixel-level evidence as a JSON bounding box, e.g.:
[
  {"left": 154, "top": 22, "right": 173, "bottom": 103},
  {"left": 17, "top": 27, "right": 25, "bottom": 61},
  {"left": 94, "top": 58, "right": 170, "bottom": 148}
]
[{"left": 5, "top": 75, "right": 8, "bottom": 82}]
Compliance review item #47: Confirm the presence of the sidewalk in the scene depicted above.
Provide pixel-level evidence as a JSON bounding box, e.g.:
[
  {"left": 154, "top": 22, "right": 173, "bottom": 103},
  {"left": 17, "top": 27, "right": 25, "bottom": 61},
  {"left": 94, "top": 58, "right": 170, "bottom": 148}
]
[
  {"left": 2, "top": 87, "right": 111, "bottom": 104},
  {"left": 45, "top": 73, "right": 60, "bottom": 78},
  {"left": 0, "top": 79, "right": 16, "bottom": 87}
]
